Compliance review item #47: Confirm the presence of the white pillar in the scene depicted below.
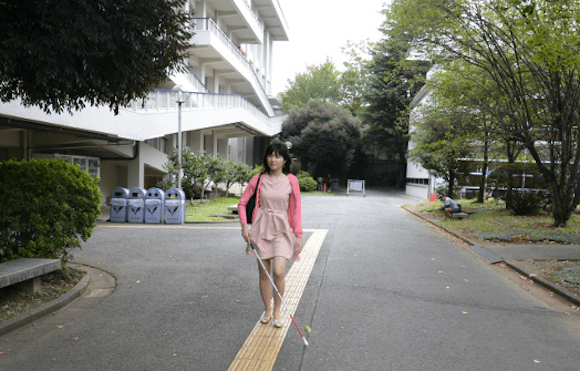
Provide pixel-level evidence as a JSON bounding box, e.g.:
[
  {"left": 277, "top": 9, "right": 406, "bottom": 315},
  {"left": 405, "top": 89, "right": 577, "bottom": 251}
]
[{"left": 127, "top": 142, "right": 144, "bottom": 188}]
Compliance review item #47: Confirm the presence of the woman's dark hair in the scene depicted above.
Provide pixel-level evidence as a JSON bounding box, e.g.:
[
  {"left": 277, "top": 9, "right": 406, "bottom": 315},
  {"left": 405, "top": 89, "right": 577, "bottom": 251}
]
[{"left": 263, "top": 142, "right": 292, "bottom": 175}]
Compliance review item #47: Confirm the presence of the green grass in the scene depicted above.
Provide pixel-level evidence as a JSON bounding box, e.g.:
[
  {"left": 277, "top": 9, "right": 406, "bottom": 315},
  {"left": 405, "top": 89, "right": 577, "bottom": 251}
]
[
  {"left": 303, "top": 190, "right": 336, "bottom": 196},
  {"left": 185, "top": 197, "right": 239, "bottom": 222},
  {"left": 406, "top": 199, "right": 580, "bottom": 244},
  {"left": 184, "top": 191, "right": 335, "bottom": 222}
]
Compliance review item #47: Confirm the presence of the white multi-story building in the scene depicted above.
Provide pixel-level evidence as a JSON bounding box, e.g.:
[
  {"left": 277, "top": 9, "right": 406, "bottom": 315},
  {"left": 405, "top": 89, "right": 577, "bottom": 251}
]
[{"left": 0, "top": 0, "right": 289, "bottom": 201}]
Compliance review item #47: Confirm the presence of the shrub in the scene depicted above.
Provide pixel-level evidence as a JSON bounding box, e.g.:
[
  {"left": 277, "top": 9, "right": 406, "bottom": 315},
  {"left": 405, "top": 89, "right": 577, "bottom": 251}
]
[
  {"left": 296, "top": 171, "right": 318, "bottom": 192},
  {"left": 0, "top": 159, "right": 101, "bottom": 267},
  {"left": 250, "top": 164, "right": 265, "bottom": 178},
  {"left": 511, "top": 192, "right": 542, "bottom": 216}
]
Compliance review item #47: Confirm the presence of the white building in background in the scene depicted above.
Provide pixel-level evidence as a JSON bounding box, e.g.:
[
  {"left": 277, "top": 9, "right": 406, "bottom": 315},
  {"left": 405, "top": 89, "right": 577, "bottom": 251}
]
[
  {"left": 0, "top": 0, "right": 289, "bottom": 201},
  {"left": 405, "top": 67, "right": 445, "bottom": 200}
]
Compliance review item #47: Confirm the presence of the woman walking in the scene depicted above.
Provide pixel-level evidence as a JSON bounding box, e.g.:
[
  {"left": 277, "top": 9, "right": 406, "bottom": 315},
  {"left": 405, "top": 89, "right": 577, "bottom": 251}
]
[{"left": 238, "top": 142, "right": 303, "bottom": 328}]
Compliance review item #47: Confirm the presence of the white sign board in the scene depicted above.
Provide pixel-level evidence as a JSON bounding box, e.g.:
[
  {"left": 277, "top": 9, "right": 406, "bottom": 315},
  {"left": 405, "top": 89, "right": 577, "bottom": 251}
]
[{"left": 347, "top": 179, "right": 365, "bottom": 196}]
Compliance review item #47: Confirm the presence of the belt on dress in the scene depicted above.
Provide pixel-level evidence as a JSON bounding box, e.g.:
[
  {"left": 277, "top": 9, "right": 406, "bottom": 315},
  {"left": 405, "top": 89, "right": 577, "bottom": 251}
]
[
  {"left": 260, "top": 207, "right": 285, "bottom": 214},
  {"left": 258, "top": 207, "right": 287, "bottom": 240}
]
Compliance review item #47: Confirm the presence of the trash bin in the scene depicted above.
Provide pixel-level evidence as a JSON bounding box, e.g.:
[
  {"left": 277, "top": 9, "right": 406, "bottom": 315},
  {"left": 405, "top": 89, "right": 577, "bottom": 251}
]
[
  {"left": 110, "top": 187, "right": 130, "bottom": 223},
  {"left": 127, "top": 187, "right": 147, "bottom": 223},
  {"left": 145, "top": 187, "right": 165, "bottom": 224},
  {"left": 164, "top": 188, "right": 186, "bottom": 224},
  {"left": 332, "top": 178, "right": 339, "bottom": 191}
]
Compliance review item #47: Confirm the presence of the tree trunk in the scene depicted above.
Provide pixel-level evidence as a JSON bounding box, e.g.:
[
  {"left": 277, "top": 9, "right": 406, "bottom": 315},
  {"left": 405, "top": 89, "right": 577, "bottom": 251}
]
[
  {"left": 549, "top": 186, "right": 572, "bottom": 228},
  {"left": 476, "top": 138, "right": 489, "bottom": 203},
  {"left": 447, "top": 170, "right": 456, "bottom": 198}
]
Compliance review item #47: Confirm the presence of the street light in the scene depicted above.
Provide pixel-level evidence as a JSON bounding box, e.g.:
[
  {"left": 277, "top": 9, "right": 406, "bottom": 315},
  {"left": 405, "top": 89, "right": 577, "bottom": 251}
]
[{"left": 176, "top": 91, "right": 186, "bottom": 191}]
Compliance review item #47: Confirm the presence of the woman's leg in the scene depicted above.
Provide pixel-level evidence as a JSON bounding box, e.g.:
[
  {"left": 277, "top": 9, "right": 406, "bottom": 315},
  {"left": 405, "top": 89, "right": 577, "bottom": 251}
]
[
  {"left": 257, "top": 258, "right": 272, "bottom": 317},
  {"left": 271, "top": 256, "right": 287, "bottom": 321}
]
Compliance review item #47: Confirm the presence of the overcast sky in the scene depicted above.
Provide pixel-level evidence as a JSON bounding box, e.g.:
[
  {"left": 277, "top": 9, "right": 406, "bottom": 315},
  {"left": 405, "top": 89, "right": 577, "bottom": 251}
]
[{"left": 271, "top": 0, "right": 389, "bottom": 94}]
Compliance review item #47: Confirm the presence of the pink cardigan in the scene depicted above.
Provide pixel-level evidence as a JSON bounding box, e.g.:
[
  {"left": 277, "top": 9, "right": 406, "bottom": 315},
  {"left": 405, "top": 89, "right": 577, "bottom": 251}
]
[{"left": 238, "top": 173, "right": 303, "bottom": 238}]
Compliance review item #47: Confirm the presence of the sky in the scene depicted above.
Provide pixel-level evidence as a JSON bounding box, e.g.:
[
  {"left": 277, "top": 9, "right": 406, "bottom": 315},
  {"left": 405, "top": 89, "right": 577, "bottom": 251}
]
[{"left": 271, "top": 0, "right": 390, "bottom": 94}]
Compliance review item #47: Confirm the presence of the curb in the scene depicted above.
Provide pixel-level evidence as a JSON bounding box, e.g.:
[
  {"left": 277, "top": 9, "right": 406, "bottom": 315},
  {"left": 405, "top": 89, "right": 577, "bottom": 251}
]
[
  {"left": 504, "top": 260, "right": 580, "bottom": 307},
  {"left": 401, "top": 205, "right": 580, "bottom": 307},
  {"left": 0, "top": 270, "right": 90, "bottom": 336},
  {"left": 401, "top": 205, "right": 480, "bottom": 246}
]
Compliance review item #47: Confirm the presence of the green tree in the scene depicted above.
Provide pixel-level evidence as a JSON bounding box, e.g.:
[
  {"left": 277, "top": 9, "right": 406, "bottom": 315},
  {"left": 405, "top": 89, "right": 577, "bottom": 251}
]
[
  {"left": 339, "top": 40, "right": 370, "bottom": 116},
  {"left": 280, "top": 59, "right": 342, "bottom": 113},
  {"left": 362, "top": 32, "right": 430, "bottom": 187},
  {"left": 162, "top": 148, "right": 208, "bottom": 200},
  {"left": 409, "top": 105, "right": 474, "bottom": 198},
  {"left": 280, "top": 101, "right": 362, "bottom": 177},
  {"left": 388, "top": 0, "right": 580, "bottom": 227},
  {"left": 0, "top": 0, "right": 192, "bottom": 114},
  {"left": 232, "top": 161, "right": 252, "bottom": 191},
  {"left": 427, "top": 62, "right": 528, "bottom": 206},
  {"left": 221, "top": 158, "right": 251, "bottom": 197}
]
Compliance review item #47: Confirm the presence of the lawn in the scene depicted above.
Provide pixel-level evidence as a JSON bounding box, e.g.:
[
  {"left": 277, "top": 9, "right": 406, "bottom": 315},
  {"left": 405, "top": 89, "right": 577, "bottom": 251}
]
[
  {"left": 405, "top": 199, "right": 580, "bottom": 244},
  {"left": 185, "top": 197, "right": 239, "bottom": 222},
  {"left": 184, "top": 191, "right": 336, "bottom": 222}
]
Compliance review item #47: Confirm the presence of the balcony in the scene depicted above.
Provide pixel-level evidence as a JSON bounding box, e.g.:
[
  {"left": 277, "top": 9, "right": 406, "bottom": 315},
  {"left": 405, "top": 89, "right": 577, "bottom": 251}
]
[
  {"left": 252, "top": 0, "right": 289, "bottom": 41},
  {"left": 126, "top": 90, "right": 285, "bottom": 136},
  {"left": 191, "top": 17, "right": 273, "bottom": 115}
]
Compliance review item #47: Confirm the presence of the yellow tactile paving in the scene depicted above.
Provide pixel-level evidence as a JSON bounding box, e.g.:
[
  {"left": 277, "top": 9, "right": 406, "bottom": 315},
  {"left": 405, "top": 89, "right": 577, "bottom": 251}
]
[
  {"left": 99, "top": 224, "right": 327, "bottom": 369},
  {"left": 228, "top": 228, "right": 328, "bottom": 371}
]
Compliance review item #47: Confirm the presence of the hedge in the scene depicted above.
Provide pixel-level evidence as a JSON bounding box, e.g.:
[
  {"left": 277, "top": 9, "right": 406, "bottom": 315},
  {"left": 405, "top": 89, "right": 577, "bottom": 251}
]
[{"left": 0, "top": 159, "right": 101, "bottom": 267}]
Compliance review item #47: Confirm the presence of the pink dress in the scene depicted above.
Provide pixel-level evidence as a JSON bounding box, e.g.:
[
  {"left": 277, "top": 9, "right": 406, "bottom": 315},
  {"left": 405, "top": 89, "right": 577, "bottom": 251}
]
[{"left": 248, "top": 174, "right": 300, "bottom": 262}]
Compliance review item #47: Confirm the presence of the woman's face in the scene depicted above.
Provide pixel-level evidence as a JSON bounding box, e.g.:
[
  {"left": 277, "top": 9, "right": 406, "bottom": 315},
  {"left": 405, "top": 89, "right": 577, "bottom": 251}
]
[{"left": 267, "top": 152, "right": 286, "bottom": 172}]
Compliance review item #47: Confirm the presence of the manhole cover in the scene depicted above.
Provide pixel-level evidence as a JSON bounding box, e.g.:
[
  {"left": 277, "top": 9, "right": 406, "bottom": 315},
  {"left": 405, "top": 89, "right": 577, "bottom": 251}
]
[{"left": 556, "top": 264, "right": 580, "bottom": 284}]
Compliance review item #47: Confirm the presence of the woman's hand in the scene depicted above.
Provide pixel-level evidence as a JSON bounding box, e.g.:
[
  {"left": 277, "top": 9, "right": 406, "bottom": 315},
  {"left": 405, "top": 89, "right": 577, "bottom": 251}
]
[
  {"left": 242, "top": 224, "right": 251, "bottom": 244},
  {"left": 294, "top": 237, "right": 303, "bottom": 255}
]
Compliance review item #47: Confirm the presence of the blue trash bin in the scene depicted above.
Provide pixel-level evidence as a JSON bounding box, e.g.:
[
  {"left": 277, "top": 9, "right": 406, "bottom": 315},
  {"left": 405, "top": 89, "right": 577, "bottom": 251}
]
[
  {"left": 110, "top": 187, "right": 130, "bottom": 223},
  {"left": 164, "top": 188, "right": 186, "bottom": 224},
  {"left": 128, "top": 187, "right": 146, "bottom": 223},
  {"left": 145, "top": 187, "right": 165, "bottom": 224}
]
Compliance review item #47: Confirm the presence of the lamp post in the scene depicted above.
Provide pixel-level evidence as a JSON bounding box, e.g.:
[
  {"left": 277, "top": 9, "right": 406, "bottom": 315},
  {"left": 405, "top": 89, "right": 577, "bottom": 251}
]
[{"left": 176, "top": 91, "right": 186, "bottom": 191}]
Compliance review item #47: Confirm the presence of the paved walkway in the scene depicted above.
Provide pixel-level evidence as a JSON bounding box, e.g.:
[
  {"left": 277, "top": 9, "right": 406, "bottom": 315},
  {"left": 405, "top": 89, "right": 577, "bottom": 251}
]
[{"left": 2, "top": 189, "right": 580, "bottom": 370}]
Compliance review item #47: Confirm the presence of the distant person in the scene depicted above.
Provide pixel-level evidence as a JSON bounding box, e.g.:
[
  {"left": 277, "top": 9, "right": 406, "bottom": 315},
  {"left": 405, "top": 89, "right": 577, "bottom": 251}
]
[{"left": 439, "top": 195, "right": 460, "bottom": 218}]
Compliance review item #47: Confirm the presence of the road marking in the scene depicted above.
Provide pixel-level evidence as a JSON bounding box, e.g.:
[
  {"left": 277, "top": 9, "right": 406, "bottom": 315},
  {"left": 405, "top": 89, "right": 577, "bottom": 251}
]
[{"left": 228, "top": 228, "right": 327, "bottom": 371}]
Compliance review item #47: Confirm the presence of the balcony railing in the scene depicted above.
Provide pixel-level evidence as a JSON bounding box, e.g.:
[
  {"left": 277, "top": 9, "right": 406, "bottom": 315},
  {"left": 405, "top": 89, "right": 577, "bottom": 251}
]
[
  {"left": 241, "top": 0, "right": 264, "bottom": 33},
  {"left": 192, "top": 17, "right": 270, "bottom": 110},
  {"left": 271, "top": 0, "right": 289, "bottom": 31},
  {"left": 126, "top": 90, "right": 285, "bottom": 129},
  {"left": 184, "top": 66, "right": 211, "bottom": 93}
]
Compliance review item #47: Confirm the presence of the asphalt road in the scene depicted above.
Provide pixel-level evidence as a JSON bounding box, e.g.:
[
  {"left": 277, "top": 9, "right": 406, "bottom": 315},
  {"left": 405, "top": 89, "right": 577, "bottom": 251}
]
[{"left": 2, "top": 189, "right": 579, "bottom": 370}]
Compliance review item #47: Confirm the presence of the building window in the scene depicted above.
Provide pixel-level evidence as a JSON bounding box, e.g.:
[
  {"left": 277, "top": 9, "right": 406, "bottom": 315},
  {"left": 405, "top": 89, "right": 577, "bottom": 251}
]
[{"left": 406, "top": 178, "right": 429, "bottom": 185}]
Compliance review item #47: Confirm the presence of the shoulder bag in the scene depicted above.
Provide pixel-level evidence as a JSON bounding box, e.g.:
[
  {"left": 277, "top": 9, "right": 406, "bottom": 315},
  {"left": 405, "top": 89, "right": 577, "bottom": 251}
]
[{"left": 245, "top": 173, "right": 263, "bottom": 224}]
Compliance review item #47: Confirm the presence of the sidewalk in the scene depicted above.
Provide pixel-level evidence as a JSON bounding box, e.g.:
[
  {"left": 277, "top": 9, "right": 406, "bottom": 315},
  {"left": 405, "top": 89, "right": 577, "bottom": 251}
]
[
  {"left": 0, "top": 263, "right": 115, "bottom": 336},
  {"left": 403, "top": 205, "right": 580, "bottom": 307}
]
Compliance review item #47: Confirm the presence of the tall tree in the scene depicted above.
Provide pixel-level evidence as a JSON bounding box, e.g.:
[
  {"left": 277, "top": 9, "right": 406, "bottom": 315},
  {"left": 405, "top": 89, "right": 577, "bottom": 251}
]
[
  {"left": 279, "top": 101, "right": 362, "bottom": 177},
  {"left": 340, "top": 40, "right": 370, "bottom": 117},
  {"left": 388, "top": 0, "right": 580, "bottom": 227},
  {"left": 280, "top": 59, "right": 342, "bottom": 113},
  {"left": 430, "top": 62, "right": 530, "bottom": 206},
  {"left": 362, "top": 32, "right": 430, "bottom": 187},
  {"left": 0, "top": 0, "right": 192, "bottom": 114}
]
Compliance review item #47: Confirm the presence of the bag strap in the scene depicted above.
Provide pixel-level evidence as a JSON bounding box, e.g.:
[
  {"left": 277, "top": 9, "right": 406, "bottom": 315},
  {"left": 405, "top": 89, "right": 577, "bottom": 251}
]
[
  {"left": 256, "top": 172, "right": 263, "bottom": 192},
  {"left": 251, "top": 173, "right": 263, "bottom": 197}
]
